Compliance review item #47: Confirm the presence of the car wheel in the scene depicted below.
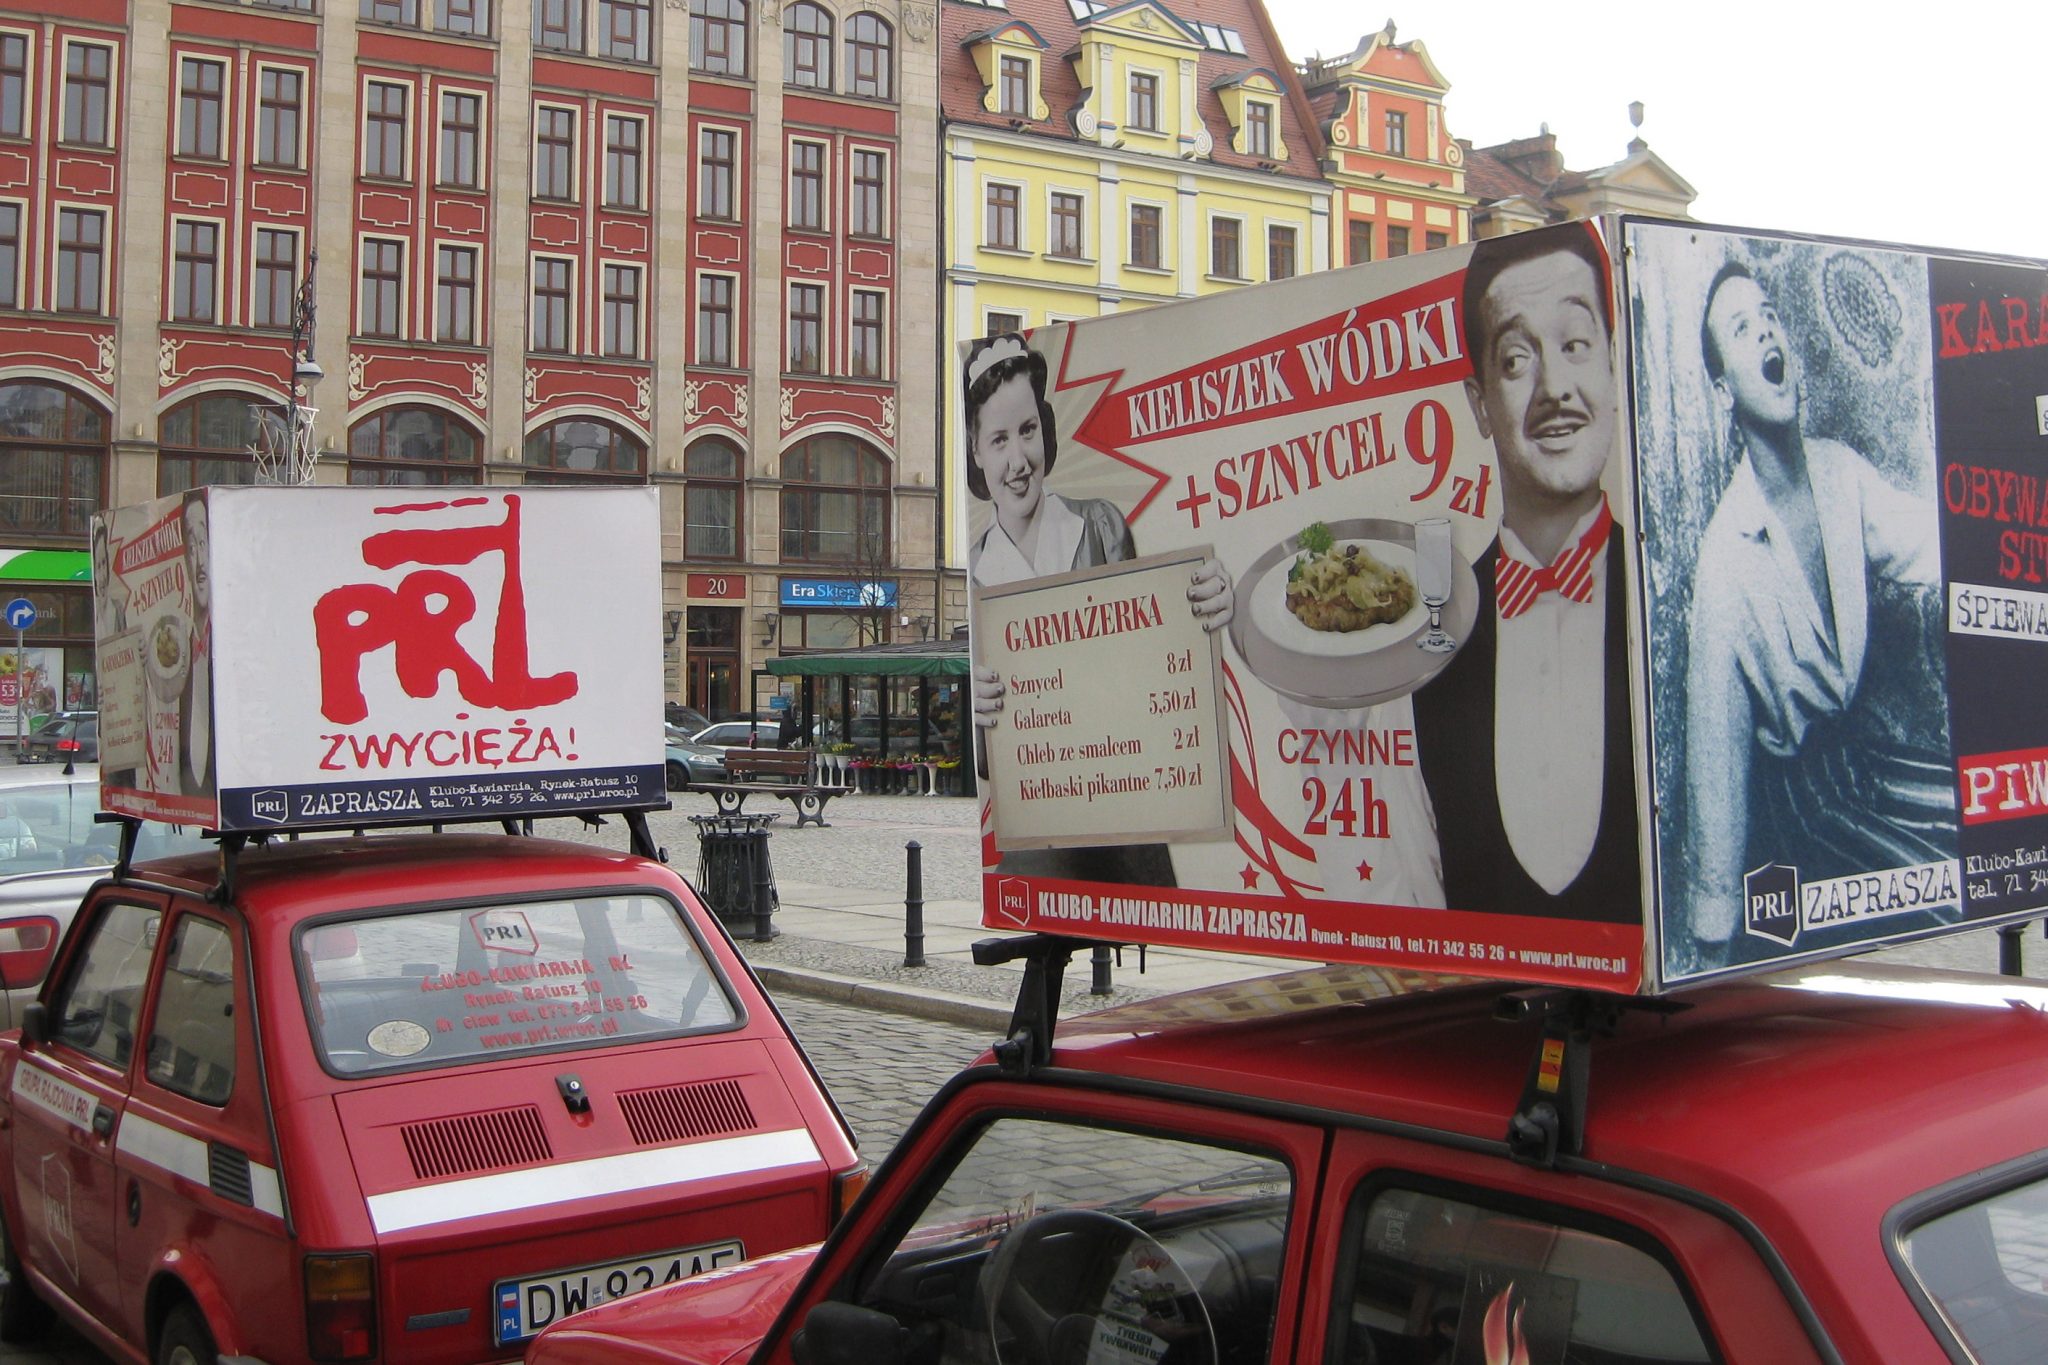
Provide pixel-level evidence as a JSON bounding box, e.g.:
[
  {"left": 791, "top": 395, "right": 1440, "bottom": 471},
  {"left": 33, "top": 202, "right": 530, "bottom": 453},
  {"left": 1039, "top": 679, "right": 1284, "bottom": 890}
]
[
  {"left": 666, "top": 761, "right": 688, "bottom": 792},
  {"left": 157, "top": 1303, "right": 217, "bottom": 1365},
  {"left": 0, "top": 1212, "right": 51, "bottom": 1343}
]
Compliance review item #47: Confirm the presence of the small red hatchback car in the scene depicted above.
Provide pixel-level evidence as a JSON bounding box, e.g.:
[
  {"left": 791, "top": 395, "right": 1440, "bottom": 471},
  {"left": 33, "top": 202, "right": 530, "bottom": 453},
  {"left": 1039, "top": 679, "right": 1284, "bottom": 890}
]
[
  {"left": 527, "top": 941, "right": 2048, "bottom": 1365},
  {"left": 0, "top": 829, "right": 862, "bottom": 1365}
]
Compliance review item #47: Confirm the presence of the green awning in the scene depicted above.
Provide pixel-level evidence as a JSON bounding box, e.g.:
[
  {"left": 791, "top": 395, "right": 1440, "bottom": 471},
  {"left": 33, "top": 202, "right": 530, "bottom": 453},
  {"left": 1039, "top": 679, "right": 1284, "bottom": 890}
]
[
  {"left": 765, "top": 640, "right": 969, "bottom": 678},
  {"left": 0, "top": 549, "right": 91, "bottom": 582}
]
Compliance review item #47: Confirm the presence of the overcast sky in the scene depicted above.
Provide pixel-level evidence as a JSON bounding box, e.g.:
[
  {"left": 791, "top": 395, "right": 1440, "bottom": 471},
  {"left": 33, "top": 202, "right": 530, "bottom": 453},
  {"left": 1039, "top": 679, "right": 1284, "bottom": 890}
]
[{"left": 1262, "top": 2, "right": 2045, "bottom": 261}]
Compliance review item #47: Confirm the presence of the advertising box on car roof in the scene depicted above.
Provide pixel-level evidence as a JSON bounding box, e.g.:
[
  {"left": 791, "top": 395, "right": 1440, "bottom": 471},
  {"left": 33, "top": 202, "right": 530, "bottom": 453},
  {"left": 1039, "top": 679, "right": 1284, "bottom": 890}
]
[
  {"left": 92, "top": 486, "right": 664, "bottom": 833},
  {"left": 967, "top": 215, "right": 2048, "bottom": 993}
]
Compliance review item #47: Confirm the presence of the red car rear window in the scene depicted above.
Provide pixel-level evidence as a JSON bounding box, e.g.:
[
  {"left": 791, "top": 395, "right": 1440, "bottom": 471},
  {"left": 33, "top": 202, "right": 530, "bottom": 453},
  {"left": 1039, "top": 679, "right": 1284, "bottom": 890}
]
[{"left": 300, "top": 893, "right": 740, "bottom": 1075}]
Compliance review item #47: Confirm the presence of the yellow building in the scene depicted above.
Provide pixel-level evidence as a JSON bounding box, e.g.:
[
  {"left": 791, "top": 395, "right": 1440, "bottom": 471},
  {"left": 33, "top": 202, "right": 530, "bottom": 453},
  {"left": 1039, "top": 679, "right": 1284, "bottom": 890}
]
[{"left": 937, "top": 0, "right": 1330, "bottom": 593}]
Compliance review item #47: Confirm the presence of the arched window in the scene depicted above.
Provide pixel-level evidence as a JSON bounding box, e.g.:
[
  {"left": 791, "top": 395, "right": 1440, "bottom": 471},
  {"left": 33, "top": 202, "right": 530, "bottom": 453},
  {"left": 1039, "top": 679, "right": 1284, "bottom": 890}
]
[
  {"left": 0, "top": 381, "right": 107, "bottom": 538},
  {"left": 158, "top": 391, "right": 271, "bottom": 494},
  {"left": 784, "top": 2, "right": 832, "bottom": 90},
  {"left": 846, "top": 13, "right": 892, "bottom": 100},
  {"left": 523, "top": 416, "right": 647, "bottom": 483},
  {"left": 689, "top": 0, "right": 746, "bottom": 75},
  {"left": 684, "top": 436, "right": 742, "bottom": 559},
  {"left": 348, "top": 404, "right": 483, "bottom": 484},
  {"left": 780, "top": 434, "right": 886, "bottom": 563}
]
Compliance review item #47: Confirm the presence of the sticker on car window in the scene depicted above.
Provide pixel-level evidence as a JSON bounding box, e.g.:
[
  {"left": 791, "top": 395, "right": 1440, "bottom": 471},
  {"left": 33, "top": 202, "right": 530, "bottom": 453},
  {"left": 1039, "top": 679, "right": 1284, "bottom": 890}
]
[
  {"left": 470, "top": 908, "right": 539, "bottom": 956},
  {"left": 367, "top": 1020, "right": 431, "bottom": 1057}
]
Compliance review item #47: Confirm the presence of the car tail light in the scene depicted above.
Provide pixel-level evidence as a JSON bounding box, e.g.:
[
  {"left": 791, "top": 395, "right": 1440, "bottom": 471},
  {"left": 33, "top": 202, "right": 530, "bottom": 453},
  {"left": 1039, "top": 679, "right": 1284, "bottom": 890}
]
[
  {"left": 0, "top": 916, "right": 58, "bottom": 992},
  {"left": 54, "top": 738, "right": 78, "bottom": 753},
  {"left": 305, "top": 1254, "right": 377, "bottom": 1361},
  {"left": 830, "top": 1161, "right": 871, "bottom": 1223}
]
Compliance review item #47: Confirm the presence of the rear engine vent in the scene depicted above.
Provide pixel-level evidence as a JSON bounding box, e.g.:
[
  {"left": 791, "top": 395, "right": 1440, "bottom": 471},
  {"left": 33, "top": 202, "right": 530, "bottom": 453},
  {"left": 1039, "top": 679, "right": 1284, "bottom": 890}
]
[
  {"left": 619, "top": 1079, "right": 757, "bottom": 1147},
  {"left": 209, "top": 1143, "right": 254, "bottom": 1206},
  {"left": 401, "top": 1105, "right": 553, "bottom": 1181}
]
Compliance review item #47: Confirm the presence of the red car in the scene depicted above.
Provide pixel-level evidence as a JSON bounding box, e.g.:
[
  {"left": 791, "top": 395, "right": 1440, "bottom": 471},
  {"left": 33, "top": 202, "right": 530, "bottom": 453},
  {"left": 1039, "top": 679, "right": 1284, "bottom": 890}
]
[
  {"left": 528, "top": 941, "right": 2048, "bottom": 1365},
  {"left": 0, "top": 830, "right": 863, "bottom": 1365}
]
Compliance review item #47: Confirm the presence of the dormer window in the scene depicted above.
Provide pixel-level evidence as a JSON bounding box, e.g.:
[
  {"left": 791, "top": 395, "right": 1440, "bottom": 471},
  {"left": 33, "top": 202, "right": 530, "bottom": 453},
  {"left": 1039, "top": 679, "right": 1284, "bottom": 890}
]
[
  {"left": 1245, "top": 101, "right": 1271, "bottom": 158},
  {"left": 999, "top": 55, "right": 1029, "bottom": 116},
  {"left": 1127, "top": 71, "right": 1158, "bottom": 133},
  {"left": 1385, "top": 110, "right": 1406, "bottom": 157}
]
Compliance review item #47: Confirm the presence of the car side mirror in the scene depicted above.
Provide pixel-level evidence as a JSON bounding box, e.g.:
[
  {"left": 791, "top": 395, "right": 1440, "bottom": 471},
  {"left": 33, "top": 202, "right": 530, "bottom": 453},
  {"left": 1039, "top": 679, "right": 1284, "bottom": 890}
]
[
  {"left": 20, "top": 1001, "right": 48, "bottom": 1045},
  {"left": 791, "top": 1302, "right": 911, "bottom": 1365}
]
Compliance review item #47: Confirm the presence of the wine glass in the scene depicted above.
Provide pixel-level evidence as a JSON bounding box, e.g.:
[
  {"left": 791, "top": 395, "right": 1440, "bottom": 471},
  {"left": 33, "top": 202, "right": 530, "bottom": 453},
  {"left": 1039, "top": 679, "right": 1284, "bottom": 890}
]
[{"left": 1414, "top": 517, "right": 1457, "bottom": 654}]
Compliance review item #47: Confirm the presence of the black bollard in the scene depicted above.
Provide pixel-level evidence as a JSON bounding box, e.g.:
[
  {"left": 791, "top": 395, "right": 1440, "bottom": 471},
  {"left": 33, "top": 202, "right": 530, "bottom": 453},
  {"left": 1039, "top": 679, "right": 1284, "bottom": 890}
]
[
  {"left": 749, "top": 825, "right": 776, "bottom": 943},
  {"left": 1999, "top": 922, "right": 2024, "bottom": 977},
  {"left": 904, "top": 840, "right": 925, "bottom": 966}
]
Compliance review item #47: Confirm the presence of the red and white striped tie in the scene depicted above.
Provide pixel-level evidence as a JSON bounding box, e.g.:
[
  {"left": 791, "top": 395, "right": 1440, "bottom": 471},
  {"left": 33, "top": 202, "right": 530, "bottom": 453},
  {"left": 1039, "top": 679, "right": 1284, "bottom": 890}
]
[{"left": 1495, "top": 500, "right": 1613, "bottom": 620}]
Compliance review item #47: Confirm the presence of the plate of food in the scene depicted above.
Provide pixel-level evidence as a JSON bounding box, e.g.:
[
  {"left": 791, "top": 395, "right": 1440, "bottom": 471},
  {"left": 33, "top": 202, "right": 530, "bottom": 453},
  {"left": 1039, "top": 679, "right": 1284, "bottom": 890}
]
[
  {"left": 1228, "top": 518, "right": 1479, "bottom": 706},
  {"left": 145, "top": 611, "right": 190, "bottom": 701}
]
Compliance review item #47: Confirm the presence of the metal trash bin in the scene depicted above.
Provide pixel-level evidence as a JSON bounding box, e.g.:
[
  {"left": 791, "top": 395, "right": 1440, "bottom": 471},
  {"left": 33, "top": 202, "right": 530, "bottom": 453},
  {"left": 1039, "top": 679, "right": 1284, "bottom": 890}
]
[{"left": 691, "top": 812, "right": 779, "bottom": 941}]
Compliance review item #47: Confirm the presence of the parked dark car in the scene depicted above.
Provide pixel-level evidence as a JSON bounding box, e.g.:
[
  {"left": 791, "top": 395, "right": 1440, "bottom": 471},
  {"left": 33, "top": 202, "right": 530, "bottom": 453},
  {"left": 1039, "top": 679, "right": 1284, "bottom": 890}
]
[{"left": 20, "top": 713, "right": 95, "bottom": 764}]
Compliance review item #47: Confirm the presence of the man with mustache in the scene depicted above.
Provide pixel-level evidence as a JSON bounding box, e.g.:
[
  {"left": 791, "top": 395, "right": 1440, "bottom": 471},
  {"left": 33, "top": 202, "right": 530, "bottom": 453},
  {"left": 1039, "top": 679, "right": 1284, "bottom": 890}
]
[
  {"left": 1413, "top": 224, "right": 1641, "bottom": 922},
  {"left": 1680, "top": 262, "right": 1948, "bottom": 970}
]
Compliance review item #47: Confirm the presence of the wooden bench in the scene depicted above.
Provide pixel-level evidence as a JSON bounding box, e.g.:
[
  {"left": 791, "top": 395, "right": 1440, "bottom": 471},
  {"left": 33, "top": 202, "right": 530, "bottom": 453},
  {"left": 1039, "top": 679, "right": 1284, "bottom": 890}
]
[{"left": 700, "top": 748, "right": 848, "bottom": 828}]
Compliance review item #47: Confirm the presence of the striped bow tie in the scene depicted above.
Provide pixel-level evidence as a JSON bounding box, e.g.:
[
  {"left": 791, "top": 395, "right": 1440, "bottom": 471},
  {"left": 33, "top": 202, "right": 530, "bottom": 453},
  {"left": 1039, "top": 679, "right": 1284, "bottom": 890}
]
[{"left": 1495, "top": 501, "right": 1613, "bottom": 620}]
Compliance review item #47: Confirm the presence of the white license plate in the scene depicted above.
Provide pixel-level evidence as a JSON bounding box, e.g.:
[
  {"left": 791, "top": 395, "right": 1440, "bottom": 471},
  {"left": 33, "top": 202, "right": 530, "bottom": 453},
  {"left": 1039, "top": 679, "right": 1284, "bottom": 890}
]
[{"left": 493, "top": 1239, "right": 745, "bottom": 1345}]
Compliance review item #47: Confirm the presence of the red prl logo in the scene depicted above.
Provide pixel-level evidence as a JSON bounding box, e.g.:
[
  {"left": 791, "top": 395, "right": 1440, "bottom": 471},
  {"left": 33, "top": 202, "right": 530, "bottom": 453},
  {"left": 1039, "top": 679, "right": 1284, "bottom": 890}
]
[{"left": 313, "top": 495, "right": 577, "bottom": 725}]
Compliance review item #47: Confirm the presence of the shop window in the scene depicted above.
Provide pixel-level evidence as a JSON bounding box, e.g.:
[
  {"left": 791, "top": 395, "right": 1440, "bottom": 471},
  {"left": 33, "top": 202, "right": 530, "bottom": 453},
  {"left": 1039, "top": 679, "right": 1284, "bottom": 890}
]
[
  {"left": 846, "top": 13, "right": 892, "bottom": 100},
  {"left": 0, "top": 381, "right": 107, "bottom": 537},
  {"left": 347, "top": 403, "right": 482, "bottom": 485},
  {"left": 779, "top": 434, "right": 887, "bottom": 564},
  {"left": 523, "top": 416, "right": 647, "bottom": 483},
  {"left": 784, "top": 2, "right": 832, "bottom": 90},
  {"left": 690, "top": 0, "right": 746, "bottom": 76},
  {"left": 684, "top": 437, "right": 741, "bottom": 559},
  {"left": 159, "top": 391, "right": 264, "bottom": 494}
]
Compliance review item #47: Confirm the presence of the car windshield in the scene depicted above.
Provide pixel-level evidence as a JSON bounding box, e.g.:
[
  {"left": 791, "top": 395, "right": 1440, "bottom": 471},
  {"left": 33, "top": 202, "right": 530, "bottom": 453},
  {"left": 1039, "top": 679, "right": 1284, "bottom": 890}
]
[
  {"left": 1901, "top": 1172, "right": 2048, "bottom": 1364},
  {"left": 299, "top": 893, "right": 741, "bottom": 1076},
  {"left": 0, "top": 780, "right": 203, "bottom": 876}
]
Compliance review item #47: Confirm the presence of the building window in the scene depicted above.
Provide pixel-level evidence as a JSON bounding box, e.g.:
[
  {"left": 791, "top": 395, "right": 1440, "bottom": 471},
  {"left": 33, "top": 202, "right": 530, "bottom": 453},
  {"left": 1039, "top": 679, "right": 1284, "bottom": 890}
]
[
  {"left": 846, "top": 13, "right": 892, "bottom": 100},
  {"left": 0, "top": 34, "right": 27, "bottom": 140},
  {"left": 780, "top": 435, "right": 886, "bottom": 564},
  {"left": 177, "top": 58, "right": 225, "bottom": 159},
  {"left": 0, "top": 381, "right": 107, "bottom": 538},
  {"left": 1127, "top": 71, "right": 1158, "bottom": 132},
  {"left": 159, "top": 392, "right": 266, "bottom": 493},
  {"left": 1245, "top": 100, "right": 1271, "bottom": 158},
  {"left": 440, "top": 91, "right": 481, "bottom": 188},
  {"left": 364, "top": 81, "right": 408, "bottom": 179},
  {"left": 1210, "top": 216, "right": 1241, "bottom": 278},
  {"left": 850, "top": 148, "right": 886, "bottom": 235},
  {"left": 1385, "top": 110, "right": 1406, "bottom": 157},
  {"left": 435, "top": 0, "right": 492, "bottom": 37},
  {"left": 523, "top": 417, "right": 647, "bottom": 482},
  {"left": 787, "top": 283, "right": 823, "bottom": 373},
  {"left": 534, "top": 106, "right": 575, "bottom": 200},
  {"left": 789, "top": 140, "right": 825, "bottom": 231},
  {"left": 362, "top": 0, "right": 419, "bottom": 22},
  {"left": 1048, "top": 191, "right": 1082, "bottom": 258},
  {"left": 0, "top": 204, "right": 19, "bottom": 308},
  {"left": 1129, "top": 203, "right": 1161, "bottom": 268},
  {"left": 55, "top": 208, "right": 104, "bottom": 314},
  {"left": 600, "top": 0, "right": 652, "bottom": 62},
  {"left": 171, "top": 220, "right": 218, "bottom": 323},
  {"left": 601, "top": 264, "right": 641, "bottom": 358},
  {"left": 63, "top": 43, "right": 112, "bottom": 146},
  {"left": 253, "top": 228, "right": 296, "bottom": 329},
  {"left": 985, "top": 182, "right": 1019, "bottom": 250},
  {"left": 360, "top": 237, "right": 404, "bottom": 337},
  {"left": 984, "top": 310, "right": 1022, "bottom": 337},
  {"left": 784, "top": 2, "right": 832, "bottom": 89},
  {"left": 690, "top": 0, "right": 746, "bottom": 75},
  {"left": 1347, "top": 219, "right": 1372, "bottom": 265},
  {"left": 257, "top": 68, "right": 303, "bottom": 169},
  {"left": 684, "top": 437, "right": 740, "bottom": 559},
  {"left": 604, "top": 115, "right": 643, "bottom": 208},
  {"left": 998, "top": 55, "right": 1029, "bottom": 117},
  {"left": 535, "top": 0, "right": 584, "bottom": 53},
  {"left": 531, "top": 257, "right": 571, "bottom": 352},
  {"left": 849, "top": 289, "right": 884, "bottom": 379},
  {"left": 1387, "top": 225, "right": 1409, "bottom": 256},
  {"left": 1426, "top": 230, "right": 1448, "bottom": 251},
  {"left": 348, "top": 404, "right": 482, "bottom": 485},
  {"left": 697, "top": 272, "right": 734, "bottom": 366},
  {"left": 1268, "top": 224, "right": 1296, "bottom": 281},
  {"left": 698, "top": 126, "right": 735, "bottom": 218},
  {"left": 436, "top": 245, "right": 477, "bottom": 344}
]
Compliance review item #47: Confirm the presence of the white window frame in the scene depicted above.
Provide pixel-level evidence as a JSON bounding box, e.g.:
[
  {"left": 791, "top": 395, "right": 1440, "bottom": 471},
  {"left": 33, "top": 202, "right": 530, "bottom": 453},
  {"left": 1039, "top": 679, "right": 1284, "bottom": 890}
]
[
  {"left": 601, "top": 109, "right": 648, "bottom": 209},
  {"left": 357, "top": 233, "right": 409, "bottom": 339},
  {"left": 1243, "top": 97, "right": 1274, "bottom": 158},
  {"left": 696, "top": 120, "right": 742, "bottom": 221},
  {"left": 51, "top": 201, "right": 109, "bottom": 314},
  {"left": 0, "top": 195, "right": 27, "bottom": 309},
  {"left": 848, "top": 286, "right": 887, "bottom": 380},
  {"left": 1207, "top": 210, "right": 1246, "bottom": 281},
  {"left": 0, "top": 27, "right": 40, "bottom": 144},
  {"left": 1124, "top": 64, "right": 1162, "bottom": 135},
  {"left": 1126, "top": 196, "right": 1168, "bottom": 272},
  {"left": 787, "top": 135, "right": 831, "bottom": 234},
  {"left": 786, "top": 279, "right": 827, "bottom": 374},
  {"left": 982, "top": 175, "right": 1025, "bottom": 253},
  {"left": 847, "top": 143, "right": 889, "bottom": 237},
  {"left": 433, "top": 238, "right": 480, "bottom": 345},
  {"left": 253, "top": 60, "right": 309, "bottom": 170},
  {"left": 982, "top": 307, "right": 1024, "bottom": 336},
  {"left": 173, "top": 54, "right": 229, "bottom": 162},
  {"left": 436, "top": 84, "right": 490, "bottom": 191},
  {"left": 694, "top": 267, "right": 740, "bottom": 367},
  {"left": 1265, "top": 220, "right": 1300, "bottom": 282},
  {"left": 359, "top": 74, "right": 416, "bottom": 181},
  {"left": 248, "top": 222, "right": 300, "bottom": 331},
  {"left": 532, "top": 100, "right": 580, "bottom": 202},
  {"left": 1045, "top": 186, "right": 1088, "bottom": 260},
  {"left": 58, "top": 37, "right": 119, "bottom": 149},
  {"left": 598, "top": 257, "right": 644, "bottom": 359},
  {"left": 530, "top": 251, "right": 577, "bottom": 353},
  {"left": 170, "top": 214, "right": 227, "bottom": 325}
]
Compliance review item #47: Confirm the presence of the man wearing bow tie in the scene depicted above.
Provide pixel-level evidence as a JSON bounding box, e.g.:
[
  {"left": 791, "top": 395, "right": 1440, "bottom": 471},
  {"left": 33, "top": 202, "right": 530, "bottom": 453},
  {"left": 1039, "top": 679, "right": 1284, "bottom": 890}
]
[{"left": 1412, "top": 224, "right": 1641, "bottom": 922}]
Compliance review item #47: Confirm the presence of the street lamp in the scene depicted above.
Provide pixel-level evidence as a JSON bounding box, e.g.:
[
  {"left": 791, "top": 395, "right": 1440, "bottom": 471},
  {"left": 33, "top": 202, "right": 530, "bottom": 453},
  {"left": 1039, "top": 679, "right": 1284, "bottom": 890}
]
[{"left": 253, "top": 249, "right": 321, "bottom": 484}]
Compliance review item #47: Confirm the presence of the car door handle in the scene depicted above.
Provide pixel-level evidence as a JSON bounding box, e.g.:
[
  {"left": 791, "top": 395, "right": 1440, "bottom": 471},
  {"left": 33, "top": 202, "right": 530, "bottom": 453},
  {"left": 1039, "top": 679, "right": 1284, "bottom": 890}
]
[{"left": 91, "top": 1103, "right": 114, "bottom": 1138}]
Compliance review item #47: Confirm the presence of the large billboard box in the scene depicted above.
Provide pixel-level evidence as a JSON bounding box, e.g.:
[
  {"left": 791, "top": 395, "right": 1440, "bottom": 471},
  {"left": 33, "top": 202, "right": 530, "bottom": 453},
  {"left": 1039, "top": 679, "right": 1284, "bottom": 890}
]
[
  {"left": 967, "top": 217, "right": 2048, "bottom": 993},
  {"left": 94, "top": 486, "right": 664, "bottom": 832}
]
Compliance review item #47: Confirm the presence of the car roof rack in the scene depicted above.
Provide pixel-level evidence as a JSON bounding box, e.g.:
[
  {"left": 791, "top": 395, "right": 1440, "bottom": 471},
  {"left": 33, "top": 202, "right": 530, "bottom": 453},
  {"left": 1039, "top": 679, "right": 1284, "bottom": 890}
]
[
  {"left": 972, "top": 933, "right": 1120, "bottom": 1075},
  {"left": 93, "top": 805, "right": 667, "bottom": 905},
  {"left": 1495, "top": 986, "right": 1688, "bottom": 1169}
]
